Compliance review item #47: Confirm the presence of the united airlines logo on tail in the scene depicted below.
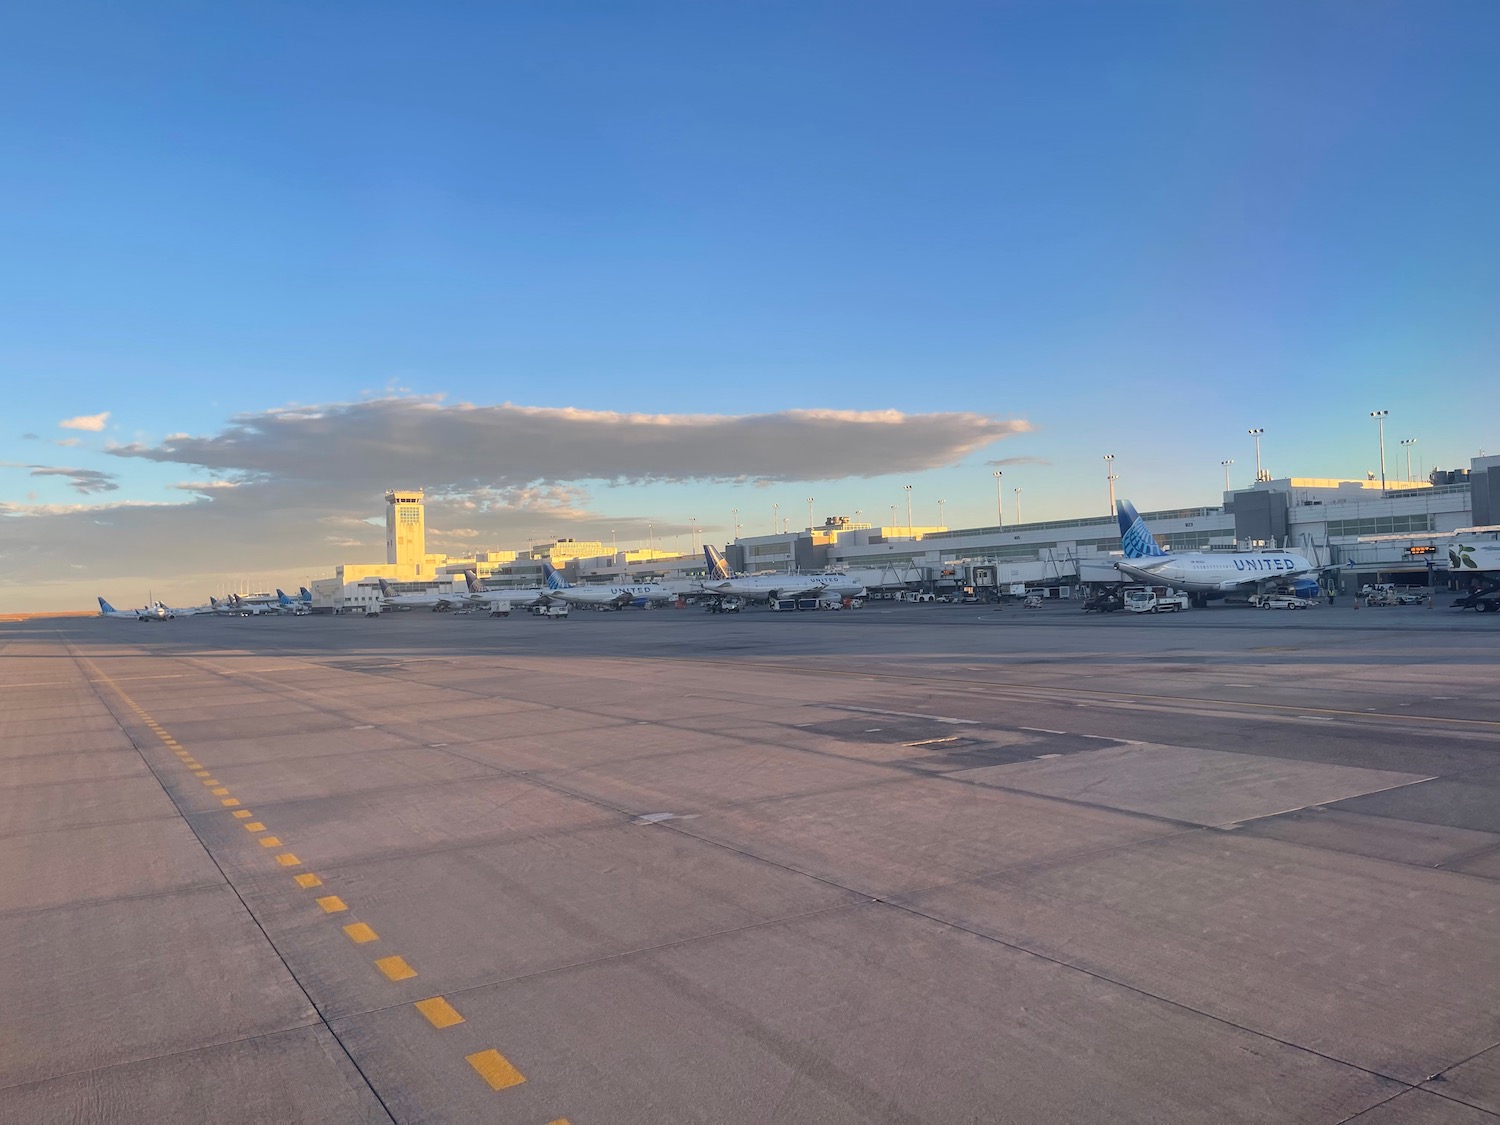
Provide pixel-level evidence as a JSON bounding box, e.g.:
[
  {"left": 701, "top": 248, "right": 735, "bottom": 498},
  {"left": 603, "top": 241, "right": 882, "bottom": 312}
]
[
  {"left": 1116, "top": 500, "right": 1168, "bottom": 559},
  {"left": 542, "top": 563, "right": 568, "bottom": 590},
  {"left": 704, "top": 545, "right": 732, "bottom": 581}
]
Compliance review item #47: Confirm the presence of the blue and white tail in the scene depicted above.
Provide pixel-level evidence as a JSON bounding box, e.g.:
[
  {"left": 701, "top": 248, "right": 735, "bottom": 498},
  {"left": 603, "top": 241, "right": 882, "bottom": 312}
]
[
  {"left": 464, "top": 570, "right": 485, "bottom": 595},
  {"left": 542, "top": 562, "right": 569, "bottom": 590},
  {"left": 98, "top": 597, "right": 116, "bottom": 614},
  {"left": 1116, "top": 500, "right": 1168, "bottom": 559},
  {"left": 276, "top": 589, "right": 292, "bottom": 606},
  {"left": 703, "top": 545, "right": 732, "bottom": 581},
  {"left": 377, "top": 578, "right": 395, "bottom": 598},
  {"left": 299, "top": 587, "right": 312, "bottom": 603}
]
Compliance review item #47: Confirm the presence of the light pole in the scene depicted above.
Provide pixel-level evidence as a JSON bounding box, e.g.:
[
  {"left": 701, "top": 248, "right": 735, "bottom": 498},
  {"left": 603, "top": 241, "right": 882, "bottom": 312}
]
[
  {"left": 1014, "top": 488, "right": 1022, "bottom": 525},
  {"left": 611, "top": 529, "right": 617, "bottom": 558},
  {"left": 1370, "top": 410, "right": 1389, "bottom": 490},
  {"left": 1248, "top": 428, "right": 1264, "bottom": 483},
  {"left": 1400, "top": 438, "right": 1416, "bottom": 483},
  {"left": 903, "top": 484, "right": 914, "bottom": 538},
  {"left": 731, "top": 508, "right": 740, "bottom": 539},
  {"left": 806, "top": 497, "right": 815, "bottom": 532},
  {"left": 772, "top": 502, "right": 779, "bottom": 535},
  {"left": 689, "top": 517, "right": 698, "bottom": 554},
  {"left": 890, "top": 504, "right": 897, "bottom": 528},
  {"left": 937, "top": 498, "right": 946, "bottom": 528},
  {"left": 1103, "top": 453, "right": 1117, "bottom": 515},
  {"left": 1221, "top": 459, "right": 1234, "bottom": 492},
  {"left": 992, "top": 470, "right": 1004, "bottom": 527}
]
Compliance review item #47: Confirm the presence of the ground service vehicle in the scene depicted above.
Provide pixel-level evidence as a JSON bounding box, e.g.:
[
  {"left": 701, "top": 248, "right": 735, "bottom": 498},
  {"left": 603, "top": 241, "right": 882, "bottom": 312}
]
[
  {"left": 1250, "top": 593, "right": 1316, "bottom": 609},
  {"left": 1083, "top": 592, "right": 1124, "bottom": 613},
  {"left": 1126, "top": 589, "right": 1189, "bottom": 613}
]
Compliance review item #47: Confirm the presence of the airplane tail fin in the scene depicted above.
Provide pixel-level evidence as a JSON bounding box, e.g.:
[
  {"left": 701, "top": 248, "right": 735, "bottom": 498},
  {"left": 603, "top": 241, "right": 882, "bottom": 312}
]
[
  {"left": 1116, "top": 500, "right": 1168, "bottom": 559},
  {"left": 276, "top": 589, "right": 291, "bottom": 606},
  {"left": 465, "top": 570, "right": 484, "bottom": 595},
  {"left": 704, "top": 544, "right": 731, "bottom": 580},
  {"left": 98, "top": 597, "right": 115, "bottom": 614},
  {"left": 377, "top": 578, "right": 394, "bottom": 598},
  {"left": 542, "top": 562, "right": 569, "bottom": 590},
  {"left": 299, "top": 587, "right": 312, "bottom": 602}
]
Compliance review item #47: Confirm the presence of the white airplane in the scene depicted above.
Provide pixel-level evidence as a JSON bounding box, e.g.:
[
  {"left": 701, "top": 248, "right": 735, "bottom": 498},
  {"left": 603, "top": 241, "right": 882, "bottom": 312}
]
[
  {"left": 1114, "top": 500, "right": 1326, "bottom": 603},
  {"left": 1450, "top": 539, "right": 1500, "bottom": 612},
  {"left": 542, "top": 562, "right": 674, "bottom": 608},
  {"left": 457, "top": 570, "right": 549, "bottom": 611},
  {"left": 98, "top": 597, "right": 169, "bottom": 622},
  {"left": 375, "top": 578, "right": 469, "bottom": 611},
  {"left": 699, "top": 546, "right": 867, "bottom": 604},
  {"left": 226, "top": 594, "right": 281, "bottom": 615}
]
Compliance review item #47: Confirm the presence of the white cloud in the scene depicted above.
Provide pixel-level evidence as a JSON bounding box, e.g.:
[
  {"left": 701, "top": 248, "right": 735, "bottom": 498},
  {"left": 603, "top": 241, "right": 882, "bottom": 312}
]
[
  {"left": 1, "top": 464, "right": 122, "bottom": 495},
  {"left": 110, "top": 397, "right": 1027, "bottom": 487},
  {"left": 2, "top": 395, "right": 1032, "bottom": 608},
  {"left": 59, "top": 412, "right": 111, "bottom": 432},
  {"left": 985, "top": 455, "right": 1051, "bottom": 467}
]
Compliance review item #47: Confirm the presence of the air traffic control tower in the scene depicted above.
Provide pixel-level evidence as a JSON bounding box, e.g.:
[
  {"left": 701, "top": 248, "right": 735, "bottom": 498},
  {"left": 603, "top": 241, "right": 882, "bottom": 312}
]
[{"left": 385, "top": 489, "right": 427, "bottom": 576}]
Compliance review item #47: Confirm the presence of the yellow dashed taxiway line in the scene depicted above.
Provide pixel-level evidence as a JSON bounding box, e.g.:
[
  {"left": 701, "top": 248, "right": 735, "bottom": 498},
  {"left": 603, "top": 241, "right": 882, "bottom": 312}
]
[
  {"left": 375, "top": 955, "right": 417, "bottom": 981},
  {"left": 88, "top": 658, "right": 565, "bottom": 1115},
  {"left": 466, "top": 1049, "right": 526, "bottom": 1090},
  {"left": 415, "top": 996, "right": 465, "bottom": 1029}
]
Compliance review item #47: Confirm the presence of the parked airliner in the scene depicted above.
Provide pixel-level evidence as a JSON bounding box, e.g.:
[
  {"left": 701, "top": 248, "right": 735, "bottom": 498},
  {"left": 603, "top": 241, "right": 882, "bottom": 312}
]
[
  {"left": 542, "top": 562, "right": 673, "bottom": 608},
  {"left": 1114, "top": 500, "right": 1325, "bottom": 602},
  {"left": 460, "top": 570, "right": 549, "bottom": 610},
  {"left": 98, "top": 597, "right": 168, "bottom": 621},
  {"left": 375, "top": 578, "right": 469, "bottom": 611},
  {"left": 699, "top": 546, "right": 867, "bottom": 603}
]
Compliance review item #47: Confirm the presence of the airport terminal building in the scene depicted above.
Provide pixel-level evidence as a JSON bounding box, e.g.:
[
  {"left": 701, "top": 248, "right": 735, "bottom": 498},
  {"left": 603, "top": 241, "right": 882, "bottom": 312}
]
[{"left": 310, "top": 455, "right": 1498, "bottom": 608}]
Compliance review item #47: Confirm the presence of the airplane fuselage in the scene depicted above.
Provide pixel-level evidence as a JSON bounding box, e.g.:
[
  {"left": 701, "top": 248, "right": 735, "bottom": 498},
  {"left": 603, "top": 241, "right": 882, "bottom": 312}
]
[
  {"left": 550, "top": 584, "right": 671, "bottom": 608},
  {"left": 1117, "top": 551, "right": 1316, "bottom": 593},
  {"left": 701, "top": 575, "right": 867, "bottom": 602}
]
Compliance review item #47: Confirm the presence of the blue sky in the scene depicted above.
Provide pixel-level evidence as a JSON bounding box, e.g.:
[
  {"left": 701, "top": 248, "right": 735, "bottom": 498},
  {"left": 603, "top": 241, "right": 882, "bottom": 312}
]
[{"left": 2, "top": 2, "right": 1496, "bottom": 607}]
